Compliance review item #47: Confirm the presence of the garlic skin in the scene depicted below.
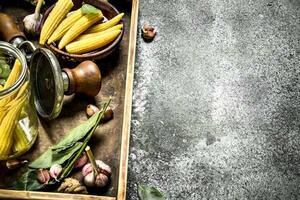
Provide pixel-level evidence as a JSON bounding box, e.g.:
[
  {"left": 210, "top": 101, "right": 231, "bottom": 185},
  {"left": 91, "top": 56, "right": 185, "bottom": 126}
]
[
  {"left": 37, "top": 169, "right": 50, "bottom": 184},
  {"left": 82, "top": 160, "right": 112, "bottom": 188},
  {"left": 49, "top": 164, "right": 62, "bottom": 180}
]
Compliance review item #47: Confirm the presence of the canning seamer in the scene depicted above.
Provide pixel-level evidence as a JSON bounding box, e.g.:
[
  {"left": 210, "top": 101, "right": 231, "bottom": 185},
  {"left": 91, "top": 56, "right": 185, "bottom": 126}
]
[{"left": 0, "top": 13, "right": 101, "bottom": 120}]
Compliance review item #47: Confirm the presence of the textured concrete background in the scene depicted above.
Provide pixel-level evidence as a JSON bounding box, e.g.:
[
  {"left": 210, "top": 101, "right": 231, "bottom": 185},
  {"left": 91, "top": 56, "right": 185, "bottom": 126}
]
[{"left": 127, "top": 0, "right": 300, "bottom": 199}]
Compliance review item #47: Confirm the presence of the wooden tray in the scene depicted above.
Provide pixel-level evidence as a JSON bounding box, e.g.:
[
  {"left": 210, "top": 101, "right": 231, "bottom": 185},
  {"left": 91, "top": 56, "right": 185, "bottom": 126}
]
[{"left": 0, "top": 0, "right": 139, "bottom": 199}]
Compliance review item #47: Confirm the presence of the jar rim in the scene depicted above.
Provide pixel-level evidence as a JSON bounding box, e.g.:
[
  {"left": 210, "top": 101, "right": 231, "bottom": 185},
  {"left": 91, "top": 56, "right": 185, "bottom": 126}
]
[{"left": 0, "top": 42, "right": 27, "bottom": 97}]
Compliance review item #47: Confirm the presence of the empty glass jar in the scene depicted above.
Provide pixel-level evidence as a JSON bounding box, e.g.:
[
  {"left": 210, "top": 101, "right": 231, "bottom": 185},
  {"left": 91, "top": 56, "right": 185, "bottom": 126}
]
[{"left": 0, "top": 42, "right": 38, "bottom": 160}]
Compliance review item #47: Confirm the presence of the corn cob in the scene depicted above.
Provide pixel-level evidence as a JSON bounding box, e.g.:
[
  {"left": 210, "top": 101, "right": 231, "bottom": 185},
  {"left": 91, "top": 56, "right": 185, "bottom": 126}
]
[
  {"left": 58, "top": 12, "right": 103, "bottom": 49},
  {"left": 66, "top": 29, "right": 121, "bottom": 54},
  {"left": 39, "top": 0, "right": 74, "bottom": 45},
  {"left": 13, "top": 124, "right": 29, "bottom": 153},
  {"left": 4, "top": 59, "right": 21, "bottom": 89},
  {"left": 14, "top": 81, "right": 29, "bottom": 100},
  {"left": 0, "top": 96, "right": 26, "bottom": 156},
  {"left": 0, "top": 59, "right": 21, "bottom": 107},
  {"left": 0, "top": 81, "right": 28, "bottom": 111},
  {"left": 75, "top": 24, "right": 123, "bottom": 41},
  {"left": 85, "top": 13, "right": 124, "bottom": 34},
  {"left": 47, "top": 9, "right": 84, "bottom": 44}
]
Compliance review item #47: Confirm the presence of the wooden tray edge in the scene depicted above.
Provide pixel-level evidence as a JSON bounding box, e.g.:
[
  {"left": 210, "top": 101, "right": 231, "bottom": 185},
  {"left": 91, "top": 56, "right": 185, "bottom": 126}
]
[
  {"left": 117, "top": 0, "right": 139, "bottom": 199},
  {"left": 0, "top": 189, "right": 116, "bottom": 200}
]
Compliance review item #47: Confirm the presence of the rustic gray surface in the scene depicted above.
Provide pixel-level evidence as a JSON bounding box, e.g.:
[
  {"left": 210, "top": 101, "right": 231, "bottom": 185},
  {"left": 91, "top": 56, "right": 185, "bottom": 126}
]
[{"left": 127, "top": 0, "right": 300, "bottom": 199}]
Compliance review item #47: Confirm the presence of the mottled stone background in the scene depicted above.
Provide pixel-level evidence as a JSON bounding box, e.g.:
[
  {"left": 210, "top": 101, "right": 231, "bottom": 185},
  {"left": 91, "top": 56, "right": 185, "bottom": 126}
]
[{"left": 127, "top": 0, "right": 300, "bottom": 199}]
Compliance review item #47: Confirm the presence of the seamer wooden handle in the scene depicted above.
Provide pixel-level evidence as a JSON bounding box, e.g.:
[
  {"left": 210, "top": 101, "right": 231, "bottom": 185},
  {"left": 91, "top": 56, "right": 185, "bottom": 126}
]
[
  {"left": 63, "top": 61, "right": 101, "bottom": 97},
  {"left": 0, "top": 13, "right": 25, "bottom": 43}
]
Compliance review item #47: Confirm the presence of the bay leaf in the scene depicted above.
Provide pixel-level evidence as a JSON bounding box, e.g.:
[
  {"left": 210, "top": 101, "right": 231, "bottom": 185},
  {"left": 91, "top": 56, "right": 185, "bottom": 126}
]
[
  {"left": 29, "top": 142, "right": 82, "bottom": 169},
  {"left": 10, "top": 169, "right": 44, "bottom": 191},
  {"left": 27, "top": 149, "right": 52, "bottom": 169},
  {"left": 138, "top": 184, "right": 165, "bottom": 200},
  {"left": 51, "top": 111, "right": 100, "bottom": 151}
]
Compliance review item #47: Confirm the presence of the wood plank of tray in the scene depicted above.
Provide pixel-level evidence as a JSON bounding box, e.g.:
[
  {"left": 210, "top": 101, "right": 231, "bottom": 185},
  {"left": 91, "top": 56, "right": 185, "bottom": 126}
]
[
  {"left": 0, "top": 190, "right": 116, "bottom": 200},
  {"left": 117, "top": 0, "right": 139, "bottom": 199}
]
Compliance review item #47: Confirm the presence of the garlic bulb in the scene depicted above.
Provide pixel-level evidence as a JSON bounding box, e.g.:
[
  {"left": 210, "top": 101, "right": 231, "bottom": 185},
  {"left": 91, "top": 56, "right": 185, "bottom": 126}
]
[
  {"left": 82, "top": 160, "right": 112, "bottom": 188},
  {"left": 23, "top": 0, "right": 43, "bottom": 35}
]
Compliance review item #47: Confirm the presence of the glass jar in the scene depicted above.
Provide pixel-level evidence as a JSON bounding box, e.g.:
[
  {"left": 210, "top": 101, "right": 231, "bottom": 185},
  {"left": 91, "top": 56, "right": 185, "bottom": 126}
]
[{"left": 0, "top": 42, "right": 38, "bottom": 160}]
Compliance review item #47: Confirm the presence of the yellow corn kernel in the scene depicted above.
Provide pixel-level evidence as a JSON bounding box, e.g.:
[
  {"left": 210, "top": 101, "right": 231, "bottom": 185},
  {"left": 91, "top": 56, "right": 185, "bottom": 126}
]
[
  {"left": 39, "top": 0, "right": 74, "bottom": 45},
  {"left": 58, "top": 12, "right": 103, "bottom": 49},
  {"left": 75, "top": 24, "right": 123, "bottom": 41},
  {"left": 85, "top": 13, "right": 124, "bottom": 34},
  {"left": 47, "top": 9, "right": 84, "bottom": 44},
  {"left": 66, "top": 29, "right": 121, "bottom": 54}
]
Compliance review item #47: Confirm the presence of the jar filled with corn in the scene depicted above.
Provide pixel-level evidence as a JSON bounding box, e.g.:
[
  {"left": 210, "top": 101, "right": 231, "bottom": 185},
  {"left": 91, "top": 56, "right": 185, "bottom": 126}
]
[{"left": 0, "top": 42, "right": 38, "bottom": 160}]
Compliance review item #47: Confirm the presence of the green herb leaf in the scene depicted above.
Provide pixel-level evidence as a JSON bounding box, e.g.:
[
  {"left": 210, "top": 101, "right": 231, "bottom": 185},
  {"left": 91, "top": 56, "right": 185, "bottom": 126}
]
[
  {"left": 29, "top": 142, "right": 82, "bottom": 169},
  {"left": 138, "top": 184, "right": 165, "bottom": 200},
  {"left": 29, "top": 111, "right": 102, "bottom": 169},
  {"left": 51, "top": 142, "right": 82, "bottom": 165},
  {"left": 28, "top": 149, "right": 52, "bottom": 169},
  {"left": 51, "top": 112, "right": 100, "bottom": 152},
  {"left": 10, "top": 169, "right": 44, "bottom": 190},
  {"left": 81, "top": 4, "right": 100, "bottom": 14}
]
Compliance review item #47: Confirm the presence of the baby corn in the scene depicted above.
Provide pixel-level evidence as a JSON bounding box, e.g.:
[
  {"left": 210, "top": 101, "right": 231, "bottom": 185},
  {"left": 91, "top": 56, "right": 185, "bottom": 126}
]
[
  {"left": 58, "top": 12, "right": 103, "bottom": 49},
  {"left": 39, "top": 0, "right": 73, "bottom": 45},
  {"left": 85, "top": 13, "right": 124, "bottom": 33},
  {"left": 75, "top": 24, "right": 123, "bottom": 41},
  {"left": 47, "top": 9, "right": 84, "bottom": 44},
  {"left": 66, "top": 29, "right": 121, "bottom": 54},
  {"left": 0, "top": 96, "right": 26, "bottom": 156}
]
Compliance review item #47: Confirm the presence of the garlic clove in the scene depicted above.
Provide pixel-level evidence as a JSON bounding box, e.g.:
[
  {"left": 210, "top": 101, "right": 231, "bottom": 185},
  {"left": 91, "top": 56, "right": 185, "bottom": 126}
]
[
  {"left": 95, "top": 160, "right": 112, "bottom": 176},
  {"left": 100, "top": 107, "right": 114, "bottom": 123},
  {"left": 95, "top": 173, "right": 109, "bottom": 188},
  {"left": 86, "top": 104, "right": 100, "bottom": 118},
  {"left": 82, "top": 163, "right": 93, "bottom": 177},
  {"left": 84, "top": 172, "right": 96, "bottom": 187},
  {"left": 37, "top": 169, "right": 50, "bottom": 184},
  {"left": 6, "top": 159, "right": 28, "bottom": 170},
  {"left": 74, "top": 152, "right": 88, "bottom": 168},
  {"left": 49, "top": 164, "right": 62, "bottom": 180},
  {"left": 141, "top": 23, "right": 157, "bottom": 41}
]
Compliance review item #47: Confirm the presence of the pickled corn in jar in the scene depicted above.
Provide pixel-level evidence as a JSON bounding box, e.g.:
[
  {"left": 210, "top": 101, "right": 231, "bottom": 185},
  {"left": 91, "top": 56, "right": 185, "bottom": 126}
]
[{"left": 0, "top": 42, "right": 38, "bottom": 160}]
